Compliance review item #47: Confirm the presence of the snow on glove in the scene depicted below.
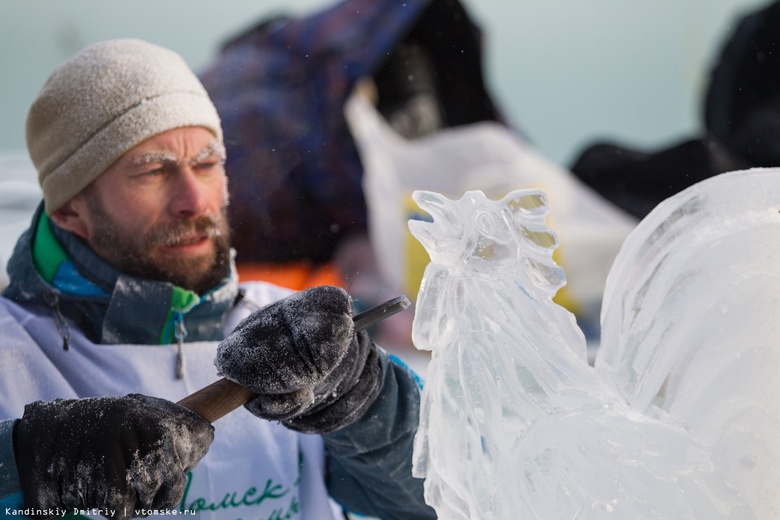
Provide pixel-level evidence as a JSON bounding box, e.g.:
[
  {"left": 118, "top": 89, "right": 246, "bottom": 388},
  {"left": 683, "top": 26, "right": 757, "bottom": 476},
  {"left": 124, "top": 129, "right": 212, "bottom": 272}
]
[
  {"left": 13, "top": 394, "right": 214, "bottom": 519},
  {"left": 215, "top": 285, "right": 382, "bottom": 433}
]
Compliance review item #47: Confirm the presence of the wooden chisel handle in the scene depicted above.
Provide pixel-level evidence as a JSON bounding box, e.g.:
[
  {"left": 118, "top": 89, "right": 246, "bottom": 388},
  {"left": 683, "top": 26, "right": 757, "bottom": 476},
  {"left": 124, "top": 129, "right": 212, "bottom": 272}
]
[{"left": 178, "top": 295, "right": 411, "bottom": 423}]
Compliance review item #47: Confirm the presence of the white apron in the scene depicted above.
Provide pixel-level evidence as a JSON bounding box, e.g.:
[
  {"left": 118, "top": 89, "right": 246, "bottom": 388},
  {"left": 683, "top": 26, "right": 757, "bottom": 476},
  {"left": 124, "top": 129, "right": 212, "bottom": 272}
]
[{"left": 0, "top": 282, "right": 341, "bottom": 520}]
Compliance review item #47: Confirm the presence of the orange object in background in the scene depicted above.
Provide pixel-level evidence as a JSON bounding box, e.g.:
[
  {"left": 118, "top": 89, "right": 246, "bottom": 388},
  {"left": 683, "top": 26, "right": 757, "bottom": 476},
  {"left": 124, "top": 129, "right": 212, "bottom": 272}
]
[
  {"left": 236, "top": 257, "right": 430, "bottom": 377},
  {"left": 236, "top": 261, "right": 347, "bottom": 292}
]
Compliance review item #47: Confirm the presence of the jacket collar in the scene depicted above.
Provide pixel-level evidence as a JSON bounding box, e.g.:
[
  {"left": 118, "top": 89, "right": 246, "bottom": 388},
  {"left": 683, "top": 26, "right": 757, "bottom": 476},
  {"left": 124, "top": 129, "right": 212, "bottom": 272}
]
[{"left": 3, "top": 203, "right": 239, "bottom": 345}]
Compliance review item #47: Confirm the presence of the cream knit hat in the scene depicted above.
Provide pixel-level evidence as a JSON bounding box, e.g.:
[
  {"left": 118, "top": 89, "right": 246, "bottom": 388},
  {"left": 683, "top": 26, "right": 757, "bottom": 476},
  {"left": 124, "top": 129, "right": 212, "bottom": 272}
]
[{"left": 26, "top": 38, "right": 223, "bottom": 214}]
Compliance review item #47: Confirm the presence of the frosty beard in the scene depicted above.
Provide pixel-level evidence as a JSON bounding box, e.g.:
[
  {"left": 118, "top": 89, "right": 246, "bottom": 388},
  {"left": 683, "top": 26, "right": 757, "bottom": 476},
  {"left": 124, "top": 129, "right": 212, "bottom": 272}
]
[{"left": 85, "top": 196, "right": 232, "bottom": 295}]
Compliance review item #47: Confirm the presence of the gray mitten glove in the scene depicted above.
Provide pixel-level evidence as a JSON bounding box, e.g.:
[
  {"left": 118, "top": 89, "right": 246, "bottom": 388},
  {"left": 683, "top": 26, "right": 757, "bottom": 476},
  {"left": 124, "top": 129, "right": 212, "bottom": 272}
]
[
  {"left": 215, "top": 285, "right": 382, "bottom": 433},
  {"left": 13, "top": 394, "right": 214, "bottom": 519}
]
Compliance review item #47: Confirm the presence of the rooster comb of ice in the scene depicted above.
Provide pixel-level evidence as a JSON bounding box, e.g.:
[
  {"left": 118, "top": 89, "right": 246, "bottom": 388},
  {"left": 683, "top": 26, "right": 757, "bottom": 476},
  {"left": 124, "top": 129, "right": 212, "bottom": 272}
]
[{"left": 408, "top": 189, "right": 565, "bottom": 296}]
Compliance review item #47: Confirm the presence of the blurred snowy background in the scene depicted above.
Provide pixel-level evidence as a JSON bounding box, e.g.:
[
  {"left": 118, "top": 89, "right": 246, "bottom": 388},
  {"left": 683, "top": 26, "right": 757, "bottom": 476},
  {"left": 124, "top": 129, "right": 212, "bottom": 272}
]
[{"left": 0, "top": 0, "right": 768, "bottom": 287}]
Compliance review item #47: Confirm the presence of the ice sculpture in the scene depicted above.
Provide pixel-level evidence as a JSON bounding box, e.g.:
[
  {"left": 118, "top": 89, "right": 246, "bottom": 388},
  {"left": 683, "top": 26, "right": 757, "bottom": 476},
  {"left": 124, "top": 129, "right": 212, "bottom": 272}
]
[{"left": 409, "top": 168, "right": 780, "bottom": 519}]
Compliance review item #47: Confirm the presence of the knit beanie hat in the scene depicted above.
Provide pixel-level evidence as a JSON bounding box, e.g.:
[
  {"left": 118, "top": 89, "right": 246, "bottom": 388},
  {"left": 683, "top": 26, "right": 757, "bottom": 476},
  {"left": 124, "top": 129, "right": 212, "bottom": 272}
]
[{"left": 26, "top": 38, "right": 223, "bottom": 214}]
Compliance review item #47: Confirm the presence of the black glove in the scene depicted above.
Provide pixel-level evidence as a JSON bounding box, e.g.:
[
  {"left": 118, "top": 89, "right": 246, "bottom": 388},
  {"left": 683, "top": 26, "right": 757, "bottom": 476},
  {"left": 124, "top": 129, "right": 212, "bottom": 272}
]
[
  {"left": 13, "top": 394, "right": 214, "bottom": 519},
  {"left": 215, "top": 285, "right": 383, "bottom": 433}
]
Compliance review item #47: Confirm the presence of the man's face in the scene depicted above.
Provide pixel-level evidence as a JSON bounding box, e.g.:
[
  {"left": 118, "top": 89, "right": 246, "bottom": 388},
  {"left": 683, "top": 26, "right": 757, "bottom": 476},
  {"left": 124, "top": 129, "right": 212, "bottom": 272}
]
[{"left": 64, "top": 127, "right": 232, "bottom": 294}]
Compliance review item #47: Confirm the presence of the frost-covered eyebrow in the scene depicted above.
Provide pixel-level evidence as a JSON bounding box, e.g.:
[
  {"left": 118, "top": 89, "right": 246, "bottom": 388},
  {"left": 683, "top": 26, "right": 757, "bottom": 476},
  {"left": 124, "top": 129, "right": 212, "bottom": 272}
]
[
  {"left": 131, "top": 140, "right": 226, "bottom": 167},
  {"left": 132, "top": 151, "right": 178, "bottom": 167},
  {"left": 195, "top": 140, "right": 226, "bottom": 164}
]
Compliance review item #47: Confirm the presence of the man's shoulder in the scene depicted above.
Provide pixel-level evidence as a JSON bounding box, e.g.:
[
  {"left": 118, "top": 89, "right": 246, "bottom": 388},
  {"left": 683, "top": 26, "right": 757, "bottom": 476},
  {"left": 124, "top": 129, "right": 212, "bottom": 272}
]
[
  {"left": 238, "top": 280, "right": 295, "bottom": 306},
  {"left": 0, "top": 294, "right": 39, "bottom": 321},
  {"left": 224, "top": 281, "right": 295, "bottom": 332}
]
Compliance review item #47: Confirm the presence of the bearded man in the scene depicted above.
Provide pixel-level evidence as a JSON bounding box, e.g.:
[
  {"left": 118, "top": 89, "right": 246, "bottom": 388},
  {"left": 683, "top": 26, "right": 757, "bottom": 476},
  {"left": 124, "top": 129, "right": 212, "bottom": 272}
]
[{"left": 0, "top": 38, "right": 434, "bottom": 520}]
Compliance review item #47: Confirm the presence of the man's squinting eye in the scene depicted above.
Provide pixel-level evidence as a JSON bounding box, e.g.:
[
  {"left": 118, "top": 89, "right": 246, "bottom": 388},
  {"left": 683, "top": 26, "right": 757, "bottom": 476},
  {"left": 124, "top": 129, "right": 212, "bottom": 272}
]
[
  {"left": 196, "top": 160, "right": 220, "bottom": 170},
  {"left": 139, "top": 165, "right": 170, "bottom": 177},
  {"left": 193, "top": 157, "right": 225, "bottom": 172}
]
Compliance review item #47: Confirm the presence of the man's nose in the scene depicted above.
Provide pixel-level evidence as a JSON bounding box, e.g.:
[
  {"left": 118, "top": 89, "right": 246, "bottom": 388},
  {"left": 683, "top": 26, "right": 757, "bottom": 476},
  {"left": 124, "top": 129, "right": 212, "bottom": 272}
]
[{"left": 170, "top": 168, "right": 209, "bottom": 217}]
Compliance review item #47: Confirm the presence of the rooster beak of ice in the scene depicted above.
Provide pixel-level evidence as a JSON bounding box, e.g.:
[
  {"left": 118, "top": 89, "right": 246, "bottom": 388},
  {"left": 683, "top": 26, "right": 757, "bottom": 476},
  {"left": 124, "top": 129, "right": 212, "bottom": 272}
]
[
  {"left": 409, "top": 190, "right": 454, "bottom": 251},
  {"left": 408, "top": 219, "right": 436, "bottom": 253}
]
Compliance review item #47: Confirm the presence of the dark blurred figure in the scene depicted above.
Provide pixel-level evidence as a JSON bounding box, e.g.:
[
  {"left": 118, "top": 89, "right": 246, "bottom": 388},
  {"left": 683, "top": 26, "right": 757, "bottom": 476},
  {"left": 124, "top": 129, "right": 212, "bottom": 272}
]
[
  {"left": 199, "top": 0, "right": 504, "bottom": 290},
  {"left": 571, "top": 0, "right": 780, "bottom": 219}
]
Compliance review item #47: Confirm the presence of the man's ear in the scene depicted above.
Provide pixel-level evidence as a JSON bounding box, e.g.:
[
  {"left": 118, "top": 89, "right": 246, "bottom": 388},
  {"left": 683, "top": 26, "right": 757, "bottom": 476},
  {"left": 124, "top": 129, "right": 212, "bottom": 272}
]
[{"left": 50, "top": 198, "right": 89, "bottom": 239}]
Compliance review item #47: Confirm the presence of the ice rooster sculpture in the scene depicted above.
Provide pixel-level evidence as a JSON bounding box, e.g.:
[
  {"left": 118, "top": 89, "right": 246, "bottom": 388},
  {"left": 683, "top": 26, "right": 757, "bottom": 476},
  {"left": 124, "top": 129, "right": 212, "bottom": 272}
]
[{"left": 409, "top": 168, "right": 780, "bottom": 519}]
